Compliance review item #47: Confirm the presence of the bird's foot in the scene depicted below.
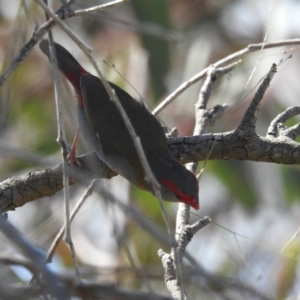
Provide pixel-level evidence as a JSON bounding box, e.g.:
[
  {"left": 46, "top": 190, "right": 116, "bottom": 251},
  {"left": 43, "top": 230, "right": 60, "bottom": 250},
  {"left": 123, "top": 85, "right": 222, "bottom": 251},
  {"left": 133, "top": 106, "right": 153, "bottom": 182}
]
[{"left": 67, "top": 129, "right": 82, "bottom": 168}]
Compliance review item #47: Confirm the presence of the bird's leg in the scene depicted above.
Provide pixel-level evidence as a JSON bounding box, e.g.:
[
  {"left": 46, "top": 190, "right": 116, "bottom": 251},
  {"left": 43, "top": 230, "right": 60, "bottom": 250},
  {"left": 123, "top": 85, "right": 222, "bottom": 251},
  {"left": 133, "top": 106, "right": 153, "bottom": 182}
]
[{"left": 67, "top": 129, "right": 82, "bottom": 167}]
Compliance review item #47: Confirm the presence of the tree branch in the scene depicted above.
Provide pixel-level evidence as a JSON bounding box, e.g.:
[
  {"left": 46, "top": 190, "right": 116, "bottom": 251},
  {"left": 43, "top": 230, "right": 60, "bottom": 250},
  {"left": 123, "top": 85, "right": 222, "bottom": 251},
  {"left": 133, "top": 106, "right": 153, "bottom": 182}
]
[
  {"left": 0, "top": 0, "right": 128, "bottom": 87},
  {"left": 2, "top": 125, "right": 300, "bottom": 213},
  {"left": 267, "top": 106, "right": 300, "bottom": 138},
  {"left": 0, "top": 152, "right": 116, "bottom": 212},
  {"left": 152, "top": 40, "right": 300, "bottom": 115},
  {"left": 237, "top": 63, "right": 277, "bottom": 132}
]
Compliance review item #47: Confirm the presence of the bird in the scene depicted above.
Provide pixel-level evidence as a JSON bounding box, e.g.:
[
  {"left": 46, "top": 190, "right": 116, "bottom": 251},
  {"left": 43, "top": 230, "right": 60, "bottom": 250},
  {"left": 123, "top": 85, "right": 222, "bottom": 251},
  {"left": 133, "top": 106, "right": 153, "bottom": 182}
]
[{"left": 39, "top": 40, "right": 199, "bottom": 210}]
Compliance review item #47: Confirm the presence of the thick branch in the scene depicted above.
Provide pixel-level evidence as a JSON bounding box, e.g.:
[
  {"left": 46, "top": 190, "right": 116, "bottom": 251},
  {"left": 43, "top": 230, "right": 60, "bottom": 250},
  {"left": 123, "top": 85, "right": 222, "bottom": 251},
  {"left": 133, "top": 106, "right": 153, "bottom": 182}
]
[
  {"left": 0, "top": 152, "right": 116, "bottom": 212},
  {"left": 168, "top": 131, "right": 300, "bottom": 164},
  {"left": 1, "top": 128, "right": 300, "bottom": 213}
]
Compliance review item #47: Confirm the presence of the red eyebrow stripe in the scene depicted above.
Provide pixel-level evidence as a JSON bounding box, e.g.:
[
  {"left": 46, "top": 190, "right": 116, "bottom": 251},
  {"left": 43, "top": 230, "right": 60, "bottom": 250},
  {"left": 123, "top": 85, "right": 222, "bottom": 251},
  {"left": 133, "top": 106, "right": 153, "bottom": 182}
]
[{"left": 161, "top": 179, "right": 199, "bottom": 210}]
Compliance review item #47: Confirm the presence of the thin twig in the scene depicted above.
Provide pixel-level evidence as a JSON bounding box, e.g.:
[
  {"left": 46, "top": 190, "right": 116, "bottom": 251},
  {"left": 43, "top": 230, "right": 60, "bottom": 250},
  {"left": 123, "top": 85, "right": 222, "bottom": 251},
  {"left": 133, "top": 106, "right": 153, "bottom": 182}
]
[
  {"left": 267, "top": 106, "right": 300, "bottom": 138},
  {"left": 152, "top": 39, "right": 300, "bottom": 115},
  {"left": 277, "top": 123, "right": 300, "bottom": 140},
  {"left": 42, "top": 0, "right": 80, "bottom": 281},
  {"left": 0, "top": 0, "right": 127, "bottom": 87},
  {"left": 71, "top": 0, "right": 130, "bottom": 17},
  {"left": 46, "top": 179, "right": 97, "bottom": 263},
  {"left": 237, "top": 63, "right": 277, "bottom": 132}
]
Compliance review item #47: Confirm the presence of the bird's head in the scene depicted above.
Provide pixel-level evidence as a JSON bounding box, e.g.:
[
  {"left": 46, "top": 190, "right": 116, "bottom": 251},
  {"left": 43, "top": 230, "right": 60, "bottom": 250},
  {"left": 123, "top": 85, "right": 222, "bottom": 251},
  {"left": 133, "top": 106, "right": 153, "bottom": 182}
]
[
  {"left": 39, "top": 40, "right": 88, "bottom": 106},
  {"left": 153, "top": 157, "right": 199, "bottom": 210}
]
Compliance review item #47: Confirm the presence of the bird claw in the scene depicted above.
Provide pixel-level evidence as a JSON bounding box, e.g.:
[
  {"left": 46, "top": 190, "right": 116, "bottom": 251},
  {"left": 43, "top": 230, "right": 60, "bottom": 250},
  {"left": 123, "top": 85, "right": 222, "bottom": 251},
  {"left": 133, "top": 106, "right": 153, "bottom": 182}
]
[
  {"left": 67, "top": 129, "right": 82, "bottom": 168},
  {"left": 67, "top": 150, "right": 82, "bottom": 168}
]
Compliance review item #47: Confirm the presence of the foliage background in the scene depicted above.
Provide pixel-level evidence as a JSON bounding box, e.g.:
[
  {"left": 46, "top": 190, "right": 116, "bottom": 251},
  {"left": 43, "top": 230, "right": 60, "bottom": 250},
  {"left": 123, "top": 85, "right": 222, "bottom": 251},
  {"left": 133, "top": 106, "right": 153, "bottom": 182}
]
[{"left": 0, "top": 0, "right": 300, "bottom": 298}]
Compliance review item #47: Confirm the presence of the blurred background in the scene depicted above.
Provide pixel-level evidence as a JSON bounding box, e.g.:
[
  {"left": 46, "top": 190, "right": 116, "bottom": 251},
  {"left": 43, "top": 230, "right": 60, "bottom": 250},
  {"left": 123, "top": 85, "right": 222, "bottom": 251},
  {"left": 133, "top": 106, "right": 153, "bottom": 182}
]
[{"left": 0, "top": 0, "right": 300, "bottom": 299}]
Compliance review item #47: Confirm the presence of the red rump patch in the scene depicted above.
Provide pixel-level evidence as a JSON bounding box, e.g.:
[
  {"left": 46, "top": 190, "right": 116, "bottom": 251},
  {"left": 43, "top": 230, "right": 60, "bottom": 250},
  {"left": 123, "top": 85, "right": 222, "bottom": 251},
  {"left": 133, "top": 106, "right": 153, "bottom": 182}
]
[{"left": 161, "top": 179, "right": 199, "bottom": 210}]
